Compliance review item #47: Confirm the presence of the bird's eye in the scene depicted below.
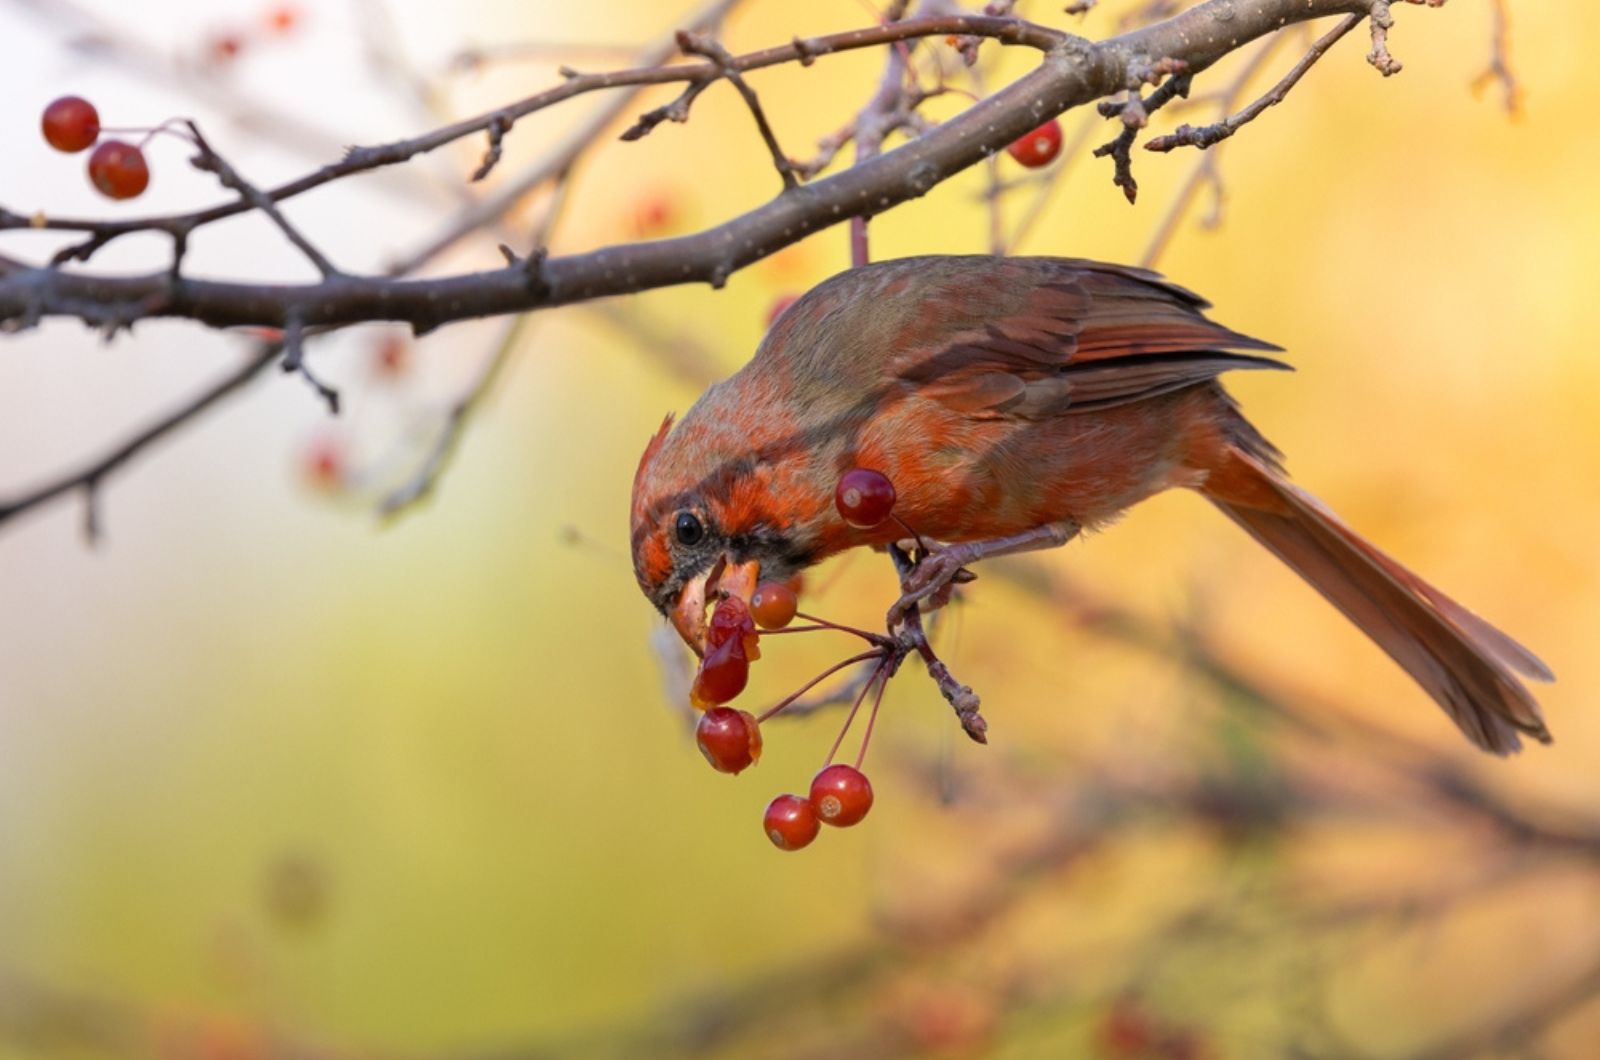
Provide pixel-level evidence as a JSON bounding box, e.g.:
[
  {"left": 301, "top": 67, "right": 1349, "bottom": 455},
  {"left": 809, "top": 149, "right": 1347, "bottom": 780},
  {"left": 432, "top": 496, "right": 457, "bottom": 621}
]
[{"left": 674, "top": 511, "right": 705, "bottom": 547}]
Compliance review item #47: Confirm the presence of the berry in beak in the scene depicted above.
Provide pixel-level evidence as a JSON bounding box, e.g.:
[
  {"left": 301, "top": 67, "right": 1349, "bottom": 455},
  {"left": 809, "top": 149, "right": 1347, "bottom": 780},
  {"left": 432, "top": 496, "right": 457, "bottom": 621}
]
[{"left": 670, "top": 555, "right": 761, "bottom": 656}]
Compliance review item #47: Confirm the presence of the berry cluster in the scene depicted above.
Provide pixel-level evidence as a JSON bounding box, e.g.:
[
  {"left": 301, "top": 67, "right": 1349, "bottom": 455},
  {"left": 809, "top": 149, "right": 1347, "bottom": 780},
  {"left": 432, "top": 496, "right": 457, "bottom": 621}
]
[
  {"left": 38, "top": 9, "right": 304, "bottom": 202},
  {"left": 684, "top": 468, "right": 921, "bottom": 852},
  {"left": 40, "top": 96, "right": 150, "bottom": 201}
]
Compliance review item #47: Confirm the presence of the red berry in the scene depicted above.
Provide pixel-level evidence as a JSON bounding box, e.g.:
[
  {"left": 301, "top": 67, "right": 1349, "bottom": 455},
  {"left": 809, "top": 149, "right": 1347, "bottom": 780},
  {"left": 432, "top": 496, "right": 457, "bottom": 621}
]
[
  {"left": 371, "top": 335, "right": 410, "bottom": 379},
  {"left": 1097, "top": 997, "right": 1155, "bottom": 1057},
  {"left": 835, "top": 468, "right": 896, "bottom": 529},
  {"left": 265, "top": 5, "right": 300, "bottom": 33},
  {"left": 763, "top": 794, "right": 820, "bottom": 850},
  {"left": 209, "top": 33, "right": 245, "bottom": 63},
  {"left": 707, "top": 594, "right": 760, "bottom": 659},
  {"left": 766, "top": 294, "right": 799, "bottom": 327},
  {"left": 695, "top": 707, "right": 763, "bottom": 774},
  {"left": 809, "top": 764, "right": 873, "bottom": 827},
  {"left": 87, "top": 140, "right": 150, "bottom": 200},
  {"left": 631, "top": 192, "right": 676, "bottom": 236},
  {"left": 1006, "top": 118, "right": 1063, "bottom": 168},
  {"left": 300, "top": 437, "right": 344, "bottom": 492},
  {"left": 41, "top": 96, "right": 100, "bottom": 153},
  {"left": 750, "top": 581, "right": 798, "bottom": 630},
  {"left": 690, "top": 635, "right": 749, "bottom": 709}
]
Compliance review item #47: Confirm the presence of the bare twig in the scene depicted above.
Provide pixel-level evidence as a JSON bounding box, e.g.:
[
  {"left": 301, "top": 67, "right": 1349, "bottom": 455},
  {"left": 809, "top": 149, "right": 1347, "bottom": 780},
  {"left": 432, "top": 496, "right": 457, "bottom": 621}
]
[
  {"left": 278, "top": 315, "right": 340, "bottom": 413},
  {"left": 1469, "top": 0, "right": 1521, "bottom": 116},
  {"left": 377, "top": 314, "right": 529, "bottom": 518},
  {"left": 1365, "top": 0, "right": 1442, "bottom": 77},
  {"left": 674, "top": 31, "right": 799, "bottom": 190},
  {"left": 847, "top": 5, "right": 920, "bottom": 267},
  {"left": 1145, "top": 15, "right": 1363, "bottom": 153},
  {"left": 470, "top": 115, "right": 512, "bottom": 182},
  {"left": 1091, "top": 63, "right": 1192, "bottom": 203},
  {"left": 184, "top": 122, "right": 343, "bottom": 278},
  {"left": 1137, "top": 34, "right": 1287, "bottom": 267},
  {"left": 0, "top": 344, "right": 279, "bottom": 535}
]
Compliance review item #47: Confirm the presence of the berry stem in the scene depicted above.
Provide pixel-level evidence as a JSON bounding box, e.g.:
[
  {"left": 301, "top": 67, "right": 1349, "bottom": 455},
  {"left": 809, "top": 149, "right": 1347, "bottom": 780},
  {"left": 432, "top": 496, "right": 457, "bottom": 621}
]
[
  {"left": 853, "top": 659, "right": 892, "bottom": 771},
  {"left": 822, "top": 658, "right": 887, "bottom": 766},
  {"left": 889, "top": 513, "right": 927, "bottom": 552},
  {"left": 756, "top": 649, "right": 884, "bottom": 723},
  {"left": 98, "top": 120, "right": 201, "bottom": 150},
  {"left": 793, "top": 611, "right": 890, "bottom": 646}
]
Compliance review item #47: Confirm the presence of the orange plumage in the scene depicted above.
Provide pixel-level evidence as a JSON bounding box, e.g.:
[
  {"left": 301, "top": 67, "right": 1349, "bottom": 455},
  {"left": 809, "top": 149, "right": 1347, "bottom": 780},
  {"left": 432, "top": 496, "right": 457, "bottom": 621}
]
[{"left": 630, "top": 256, "right": 1552, "bottom": 754}]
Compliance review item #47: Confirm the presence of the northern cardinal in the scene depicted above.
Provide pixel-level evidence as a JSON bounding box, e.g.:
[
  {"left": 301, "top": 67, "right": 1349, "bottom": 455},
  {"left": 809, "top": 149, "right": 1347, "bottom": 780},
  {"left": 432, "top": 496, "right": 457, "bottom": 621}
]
[{"left": 630, "top": 256, "right": 1552, "bottom": 754}]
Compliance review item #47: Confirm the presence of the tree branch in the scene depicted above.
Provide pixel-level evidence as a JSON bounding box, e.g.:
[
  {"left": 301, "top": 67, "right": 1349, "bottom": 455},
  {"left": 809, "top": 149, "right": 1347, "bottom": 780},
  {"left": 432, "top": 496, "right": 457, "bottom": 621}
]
[
  {"left": 1, "top": 1, "right": 1398, "bottom": 337},
  {"left": 0, "top": 12, "right": 1055, "bottom": 259},
  {"left": 0, "top": 345, "right": 279, "bottom": 536},
  {"left": 1144, "top": 14, "right": 1364, "bottom": 153}
]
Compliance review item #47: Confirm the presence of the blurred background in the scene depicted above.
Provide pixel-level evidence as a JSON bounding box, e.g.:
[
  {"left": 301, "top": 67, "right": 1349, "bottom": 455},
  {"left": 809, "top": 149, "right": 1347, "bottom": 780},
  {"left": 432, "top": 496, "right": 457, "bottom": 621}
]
[{"left": 1, "top": 1, "right": 1597, "bottom": 1057}]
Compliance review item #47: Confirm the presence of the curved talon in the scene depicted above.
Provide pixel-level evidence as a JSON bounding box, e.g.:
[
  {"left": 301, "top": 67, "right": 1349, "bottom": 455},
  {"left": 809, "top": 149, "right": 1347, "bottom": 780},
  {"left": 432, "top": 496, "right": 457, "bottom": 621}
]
[{"left": 886, "top": 550, "right": 966, "bottom": 627}]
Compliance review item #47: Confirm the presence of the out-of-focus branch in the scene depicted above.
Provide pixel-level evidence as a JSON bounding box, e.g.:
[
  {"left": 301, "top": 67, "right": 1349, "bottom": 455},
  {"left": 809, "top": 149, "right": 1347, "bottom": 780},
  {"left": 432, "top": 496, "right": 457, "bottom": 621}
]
[
  {"left": 1137, "top": 33, "right": 1287, "bottom": 267},
  {"left": 1413, "top": 949, "right": 1600, "bottom": 1059},
  {"left": 992, "top": 555, "right": 1600, "bottom": 856},
  {"left": 0, "top": 345, "right": 279, "bottom": 540},
  {"left": 1470, "top": 0, "right": 1521, "bottom": 116},
  {"left": 376, "top": 314, "right": 529, "bottom": 518}
]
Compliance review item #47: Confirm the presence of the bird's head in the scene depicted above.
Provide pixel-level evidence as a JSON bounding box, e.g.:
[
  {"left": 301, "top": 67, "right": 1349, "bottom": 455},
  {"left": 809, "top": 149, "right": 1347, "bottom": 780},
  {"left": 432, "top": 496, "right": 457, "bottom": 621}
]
[{"left": 630, "top": 406, "right": 823, "bottom": 656}]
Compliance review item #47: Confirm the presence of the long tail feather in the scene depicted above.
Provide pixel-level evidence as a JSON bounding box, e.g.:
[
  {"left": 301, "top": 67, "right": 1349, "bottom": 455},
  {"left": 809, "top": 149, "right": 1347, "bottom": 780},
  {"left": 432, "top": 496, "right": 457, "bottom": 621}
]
[{"left": 1200, "top": 446, "right": 1552, "bottom": 754}]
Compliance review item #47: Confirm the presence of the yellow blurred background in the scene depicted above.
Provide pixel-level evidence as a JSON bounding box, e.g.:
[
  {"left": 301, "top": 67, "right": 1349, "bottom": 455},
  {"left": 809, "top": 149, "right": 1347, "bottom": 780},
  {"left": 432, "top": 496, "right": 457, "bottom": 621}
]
[{"left": 1, "top": 1, "right": 1597, "bottom": 1057}]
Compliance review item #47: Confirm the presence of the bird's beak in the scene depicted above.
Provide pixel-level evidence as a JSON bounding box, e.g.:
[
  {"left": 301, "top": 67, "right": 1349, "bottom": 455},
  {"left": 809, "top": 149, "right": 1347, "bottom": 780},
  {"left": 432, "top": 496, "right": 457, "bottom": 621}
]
[{"left": 671, "top": 554, "right": 760, "bottom": 657}]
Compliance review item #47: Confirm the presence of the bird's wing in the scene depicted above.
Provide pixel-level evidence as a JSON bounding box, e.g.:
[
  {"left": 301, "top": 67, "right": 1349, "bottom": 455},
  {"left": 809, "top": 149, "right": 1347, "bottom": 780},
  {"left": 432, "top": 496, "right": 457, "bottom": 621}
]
[{"left": 891, "top": 258, "right": 1288, "bottom": 419}]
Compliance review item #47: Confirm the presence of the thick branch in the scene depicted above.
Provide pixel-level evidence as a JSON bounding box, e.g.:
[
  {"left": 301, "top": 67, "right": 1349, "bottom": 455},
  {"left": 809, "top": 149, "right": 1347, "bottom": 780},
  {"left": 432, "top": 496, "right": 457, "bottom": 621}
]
[{"left": 0, "top": 0, "right": 1383, "bottom": 336}]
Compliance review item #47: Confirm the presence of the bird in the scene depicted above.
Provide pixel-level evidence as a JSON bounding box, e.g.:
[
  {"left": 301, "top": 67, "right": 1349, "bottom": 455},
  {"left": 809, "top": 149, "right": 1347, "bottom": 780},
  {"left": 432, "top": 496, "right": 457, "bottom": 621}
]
[{"left": 629, "top": 255, "right": 1552, "bottom": 754}]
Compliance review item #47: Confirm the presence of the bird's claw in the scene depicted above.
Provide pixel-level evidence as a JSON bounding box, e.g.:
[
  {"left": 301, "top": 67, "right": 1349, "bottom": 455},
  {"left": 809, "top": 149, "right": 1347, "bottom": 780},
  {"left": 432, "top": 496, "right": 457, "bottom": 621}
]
[{"left": 886, "top": 549, "right": 972, "bottom": 629}]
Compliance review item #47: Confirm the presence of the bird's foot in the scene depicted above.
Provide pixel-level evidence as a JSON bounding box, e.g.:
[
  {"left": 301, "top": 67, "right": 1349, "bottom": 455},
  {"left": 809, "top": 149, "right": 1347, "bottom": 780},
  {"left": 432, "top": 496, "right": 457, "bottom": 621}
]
[
  {"left": 886, "top": 549, "right": 975, "bottom": 629},
  {"left": 885, "top": 521, "right": 1080, "bottom": 630}
]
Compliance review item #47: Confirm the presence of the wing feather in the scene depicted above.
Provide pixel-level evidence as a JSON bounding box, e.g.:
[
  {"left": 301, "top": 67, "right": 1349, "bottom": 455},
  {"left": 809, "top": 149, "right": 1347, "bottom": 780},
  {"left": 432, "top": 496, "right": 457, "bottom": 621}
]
[{"left": 891, "top": 258, "right": 1286, "bottom": 418}]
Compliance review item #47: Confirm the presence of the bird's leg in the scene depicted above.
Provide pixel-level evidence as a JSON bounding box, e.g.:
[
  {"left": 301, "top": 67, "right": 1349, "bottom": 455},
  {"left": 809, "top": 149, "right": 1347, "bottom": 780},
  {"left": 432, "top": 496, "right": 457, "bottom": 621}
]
[
  {"left": 887, "top": 542, "right": 988, "bottom": 743},
  {"left": 886, "top": 520, "right": 1081, "bottom": 628}
]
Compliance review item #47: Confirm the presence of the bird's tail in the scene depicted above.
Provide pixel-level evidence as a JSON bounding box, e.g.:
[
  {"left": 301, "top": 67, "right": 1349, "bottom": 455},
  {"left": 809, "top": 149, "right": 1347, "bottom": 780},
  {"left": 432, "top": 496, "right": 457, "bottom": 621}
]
[{"left": 1197, "top": 444, "right": 1553, "bottom": 754}]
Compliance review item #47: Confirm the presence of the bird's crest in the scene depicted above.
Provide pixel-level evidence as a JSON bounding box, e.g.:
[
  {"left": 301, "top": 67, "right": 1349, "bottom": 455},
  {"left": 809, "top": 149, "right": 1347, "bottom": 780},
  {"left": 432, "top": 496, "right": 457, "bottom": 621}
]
[
  {"left": 632, "top": 413, "right": 675, "bottom": 501},
  {"left": 630, "top": 414, "right": 678, "bottom": 596}
]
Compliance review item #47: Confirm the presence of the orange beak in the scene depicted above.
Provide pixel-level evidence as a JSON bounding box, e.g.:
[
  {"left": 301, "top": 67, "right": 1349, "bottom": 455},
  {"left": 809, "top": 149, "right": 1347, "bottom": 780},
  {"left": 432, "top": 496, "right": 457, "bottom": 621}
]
[{"left": 670, "top": 555, "right": 760, "bottom": 656}]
